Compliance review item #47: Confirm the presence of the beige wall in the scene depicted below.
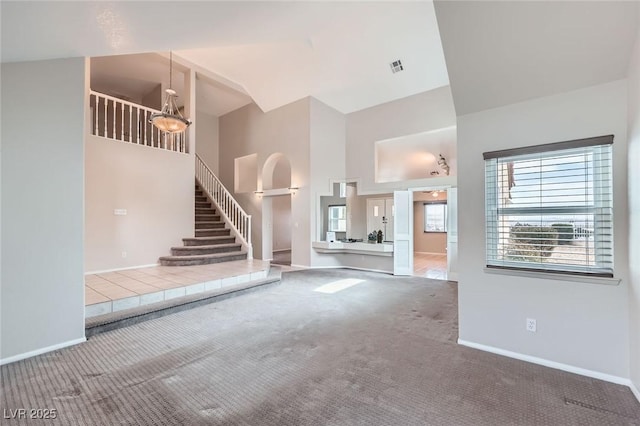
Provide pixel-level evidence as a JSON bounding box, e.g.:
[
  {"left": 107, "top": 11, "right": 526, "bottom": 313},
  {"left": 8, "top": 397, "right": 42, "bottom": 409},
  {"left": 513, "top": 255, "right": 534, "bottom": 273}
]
[
  {"left": 346, "top": 87, "right": 457, "bottom": 194},
  {"left": 414, "top": 191, "right": 448, "bottom": 254},
  {"left": 85, "top": 136, "right": 194, "bottom": 272},
  {"left": 272, "top": 195, "right": 292, "bottom": 251},
  {"left": 195, "top": 111, "right": 219, "bottom": 175},
  {"left": 413, "top": 204, "right": 447, "bottom": 254},
  {"left": 309, "top": 98, "right": 347, "bottom": 266},
  {"left": 627, "top": 4, "right": 640, "bottom": 397},
  {"left": 142, "top": 84, "right": 162, "bottom": 110},
  {"left": 219, "top": 99, "right": 310, "bottom": 263},
  {"left": 1, "top": 58, "right": 87, "bottom": 362},
  {"left": 457, "top": 80, "right": 630, "bottom": 379}
]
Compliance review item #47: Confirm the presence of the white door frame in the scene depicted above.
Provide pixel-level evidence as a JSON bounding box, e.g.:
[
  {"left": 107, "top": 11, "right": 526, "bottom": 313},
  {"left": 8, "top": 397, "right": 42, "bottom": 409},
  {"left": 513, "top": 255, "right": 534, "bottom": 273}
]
[{"left": 393, "top": 190, "right": 413, "bottom": 275}]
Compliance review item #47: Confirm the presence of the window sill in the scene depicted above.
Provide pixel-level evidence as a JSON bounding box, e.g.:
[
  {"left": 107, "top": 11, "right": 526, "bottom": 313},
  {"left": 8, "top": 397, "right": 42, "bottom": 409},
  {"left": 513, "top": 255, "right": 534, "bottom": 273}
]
[{"left": 483, "top": 267, "right": 621, "bottom": 286}]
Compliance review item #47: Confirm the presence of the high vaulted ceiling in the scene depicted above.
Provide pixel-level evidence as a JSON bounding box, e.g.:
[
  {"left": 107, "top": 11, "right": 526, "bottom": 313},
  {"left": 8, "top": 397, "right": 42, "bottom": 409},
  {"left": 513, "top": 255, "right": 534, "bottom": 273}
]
[
  {"left": 434, "top": 1, "right": 639, "bottom": 116},
  {"left": 3, "top": 1, "right": 638, "bottom": 118},
  {"left": 1, "top": 1, "right": 450, "bottom": 115}
]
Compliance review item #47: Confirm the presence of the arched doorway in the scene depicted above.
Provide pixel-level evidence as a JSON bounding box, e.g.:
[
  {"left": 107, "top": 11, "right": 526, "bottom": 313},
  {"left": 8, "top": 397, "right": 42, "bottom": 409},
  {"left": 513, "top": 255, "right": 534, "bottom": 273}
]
[{"left": 261, "top": 153, "right": 292, "bottom": 265}]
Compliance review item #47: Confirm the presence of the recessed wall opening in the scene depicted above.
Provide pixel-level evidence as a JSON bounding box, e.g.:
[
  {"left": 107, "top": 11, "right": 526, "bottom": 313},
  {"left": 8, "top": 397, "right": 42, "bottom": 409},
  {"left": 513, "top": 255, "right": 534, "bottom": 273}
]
[
  {"left": 375, "top": 126, "right": 457, "bottom": 183},
  {"left": 262, "top": 153, "right": 293, "bottom": 265},
  {"left": 262, "top": 153, "right": 291, "bottom": 190}
]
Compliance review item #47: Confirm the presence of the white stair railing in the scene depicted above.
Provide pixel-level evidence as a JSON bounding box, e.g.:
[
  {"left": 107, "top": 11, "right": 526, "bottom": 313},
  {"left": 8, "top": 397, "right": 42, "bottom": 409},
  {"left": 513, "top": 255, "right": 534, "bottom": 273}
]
[
  {"left": 196, "top": 155, "right": 252, "bottom": 259},
  {"left": 89, "top": 90, "right": 187, "bottom": 153}
]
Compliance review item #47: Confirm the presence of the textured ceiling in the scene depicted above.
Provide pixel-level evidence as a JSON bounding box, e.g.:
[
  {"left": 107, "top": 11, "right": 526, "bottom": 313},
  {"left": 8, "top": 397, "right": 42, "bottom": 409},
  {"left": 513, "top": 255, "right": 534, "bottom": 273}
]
[
  {"left": 434, "top": 0, "right": 639, "bottom": 116},
  {"left": 2, "top": 1, "right": 450, "bottom": 115}
]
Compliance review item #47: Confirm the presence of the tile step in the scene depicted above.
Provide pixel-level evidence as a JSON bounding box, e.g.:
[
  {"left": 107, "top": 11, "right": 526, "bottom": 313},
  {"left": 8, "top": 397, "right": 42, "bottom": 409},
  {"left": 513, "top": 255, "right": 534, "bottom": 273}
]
[{"left": 85, "top": 270, "right": 279, "bottom": 335}]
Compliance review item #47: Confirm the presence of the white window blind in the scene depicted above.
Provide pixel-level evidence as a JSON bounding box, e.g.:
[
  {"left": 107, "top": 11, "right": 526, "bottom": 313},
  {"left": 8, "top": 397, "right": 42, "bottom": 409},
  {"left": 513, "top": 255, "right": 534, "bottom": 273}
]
[{"left": 484, "top": 135, "right": 613, "bottom": 277}]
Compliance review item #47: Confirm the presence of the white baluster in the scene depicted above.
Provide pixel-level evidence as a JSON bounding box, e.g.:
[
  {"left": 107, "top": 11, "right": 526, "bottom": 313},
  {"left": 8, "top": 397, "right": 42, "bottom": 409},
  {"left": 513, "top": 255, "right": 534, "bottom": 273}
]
[
  {"left": 93, "top": 95, "right": 98, "bottom": 136},
  {"left": 121, "top": 102, "right": 124, "bottom": 140},
  {"left": 103, "top": 97, "right": 108, "bottom": 137}
]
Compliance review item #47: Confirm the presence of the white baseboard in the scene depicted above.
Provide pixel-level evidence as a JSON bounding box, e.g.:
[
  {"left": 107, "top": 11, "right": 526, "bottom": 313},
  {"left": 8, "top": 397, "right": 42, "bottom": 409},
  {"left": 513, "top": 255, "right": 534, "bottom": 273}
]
[
  {"left": 414, "top": 251, "right": 447, "bottom": 255},
  {"left": 85, "top": 263, "right": 159, "bottom": 275},
  {"left": 630, "top": 381, "right": 640, "bottom": 404},
  {"left": 273, "top": 248, "right": 292, "bottom": 253},
  {"left": 290, "top": 264, "right": 309, "bottom": 269},
  {"left": 457, "top": 339, "right": 632, "bottom": 387},
  {"left": 0, "top": 337, "right": 86, "bottom": 366}
]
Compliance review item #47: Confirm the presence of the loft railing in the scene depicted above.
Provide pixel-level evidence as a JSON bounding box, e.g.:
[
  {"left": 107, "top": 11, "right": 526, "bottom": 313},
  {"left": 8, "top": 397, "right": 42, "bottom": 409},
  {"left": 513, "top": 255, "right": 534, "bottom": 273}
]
[
  {"left": 89, "top": 90, "right": 187, "bottom": 153},
  {"left": 196, "top": 154, "right": 253, "bottom": 259}
]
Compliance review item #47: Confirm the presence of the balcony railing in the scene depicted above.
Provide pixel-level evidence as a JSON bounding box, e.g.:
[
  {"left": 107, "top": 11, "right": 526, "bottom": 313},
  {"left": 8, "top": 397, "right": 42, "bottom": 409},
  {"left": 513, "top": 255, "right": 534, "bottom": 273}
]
[{"left": 89, "top": 90, "right": 187, "bottom": 153}]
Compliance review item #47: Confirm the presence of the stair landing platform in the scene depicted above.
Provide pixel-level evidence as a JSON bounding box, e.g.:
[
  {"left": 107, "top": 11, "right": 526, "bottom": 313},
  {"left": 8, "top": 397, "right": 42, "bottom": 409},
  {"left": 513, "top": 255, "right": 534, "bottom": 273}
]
[{"left": 85, "top": 260, "right": 270, "bottom": 318}]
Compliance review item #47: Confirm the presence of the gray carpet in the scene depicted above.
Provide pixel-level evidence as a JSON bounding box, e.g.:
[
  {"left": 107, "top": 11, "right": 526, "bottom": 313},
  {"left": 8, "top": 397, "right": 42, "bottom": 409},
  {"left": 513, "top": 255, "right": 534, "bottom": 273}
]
[{"left": 1, "top": 269, "right": 639, "bottom": 425}]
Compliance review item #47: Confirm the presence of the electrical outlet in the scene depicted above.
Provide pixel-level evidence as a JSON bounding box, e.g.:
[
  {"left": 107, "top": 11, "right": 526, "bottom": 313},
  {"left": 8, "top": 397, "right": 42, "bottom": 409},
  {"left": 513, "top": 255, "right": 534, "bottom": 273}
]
[
  {"left": 114, "top": 209, "right": 127, "bottom": 216},
  {"left": 121, "top": 251, "right": 127, "bottom": 258},
  {"left": 526, "top": 318, "right": 537, "bottom": 333}
]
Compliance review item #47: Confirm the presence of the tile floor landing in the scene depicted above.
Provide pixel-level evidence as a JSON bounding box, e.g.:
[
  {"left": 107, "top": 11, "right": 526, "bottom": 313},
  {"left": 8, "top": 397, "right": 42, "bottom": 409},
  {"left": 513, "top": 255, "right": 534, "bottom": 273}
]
[{"left": 85, "top": 260, "right": 270, "bottom": 318}]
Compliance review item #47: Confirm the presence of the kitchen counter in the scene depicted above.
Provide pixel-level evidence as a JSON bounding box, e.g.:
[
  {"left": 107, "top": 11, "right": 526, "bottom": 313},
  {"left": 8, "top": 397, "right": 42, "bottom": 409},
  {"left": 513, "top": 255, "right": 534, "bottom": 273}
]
[{"left": 312, "top": 241, "right": 394, "bottom": 256}]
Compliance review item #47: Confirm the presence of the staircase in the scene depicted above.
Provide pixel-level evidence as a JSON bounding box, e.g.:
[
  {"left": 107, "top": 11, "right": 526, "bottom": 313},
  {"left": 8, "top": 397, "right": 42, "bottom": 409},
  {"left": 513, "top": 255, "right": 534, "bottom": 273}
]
[{"left": 159, "top": 184, "right": 248, "bottom": 266}]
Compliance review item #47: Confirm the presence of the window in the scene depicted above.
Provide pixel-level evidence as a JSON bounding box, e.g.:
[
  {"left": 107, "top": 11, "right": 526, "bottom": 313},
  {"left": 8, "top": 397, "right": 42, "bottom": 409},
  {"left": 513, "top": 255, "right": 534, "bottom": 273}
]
[
  {"left": 484, "top": 135, "right": 613, "bottom": 277},
  {"left": 424, "top": 202, "right": 447, "bottom": 232},
  {"left": 328, "top": 205, "right": 346, "bottom": 232}
]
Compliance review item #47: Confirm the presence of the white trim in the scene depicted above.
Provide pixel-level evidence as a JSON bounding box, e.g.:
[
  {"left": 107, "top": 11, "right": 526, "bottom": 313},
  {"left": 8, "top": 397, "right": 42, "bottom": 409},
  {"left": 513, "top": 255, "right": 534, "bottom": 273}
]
[
  {"left": 483, "top": 267, "right": 621, "bottom": 286},
  {"left": 630, "top": 381, "right": 640, "bottom": 404},
  {"left": 290, "top": 264, "right": 309, "bottom": 269},
  {"left": 303, "top": 265, "right": 394, "bottom": 275},
  {"left": 0, "top": 337, "right": 86, "bottom": 366},
  {"left": 262, "top": 188, "right": 292, "bottom": 197},
  {"left": 457, "top": 339, "right": 631, "bottom": 386},
  {"left": 273, "top": 248, "right": 292, "bottom": 253},
  {"left": 85, "top": 263, "right": 159, "bottom": 275}
]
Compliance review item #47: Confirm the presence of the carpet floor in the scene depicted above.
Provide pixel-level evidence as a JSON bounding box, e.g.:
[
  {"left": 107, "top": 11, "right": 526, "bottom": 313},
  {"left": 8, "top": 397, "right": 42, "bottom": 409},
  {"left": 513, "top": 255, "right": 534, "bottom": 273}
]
[{"left": 1, "top": 269, "right": 639, "bottom": 425}]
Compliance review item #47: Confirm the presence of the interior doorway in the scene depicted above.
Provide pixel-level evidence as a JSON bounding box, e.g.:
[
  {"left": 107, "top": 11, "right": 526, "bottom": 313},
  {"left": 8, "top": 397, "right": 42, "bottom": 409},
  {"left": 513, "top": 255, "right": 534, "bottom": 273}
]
[
  {"left": 271, "top": 195, "right": 292, "bottom": 265},
  {"left": 261, "top": 153, "right": 293, "bottom": 265},
  {"left": 412, "top": 189, "right": 449, "bottom": 279}
]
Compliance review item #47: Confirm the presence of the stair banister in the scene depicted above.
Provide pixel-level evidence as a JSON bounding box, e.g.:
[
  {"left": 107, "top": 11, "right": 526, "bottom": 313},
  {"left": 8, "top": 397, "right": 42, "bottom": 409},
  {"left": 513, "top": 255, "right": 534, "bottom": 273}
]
[
  {"left": 89, "top": 90, "right": 186, "bottom": 153},
  {"left": 195, "top": 155, "right": 252, "bottom": 259}
]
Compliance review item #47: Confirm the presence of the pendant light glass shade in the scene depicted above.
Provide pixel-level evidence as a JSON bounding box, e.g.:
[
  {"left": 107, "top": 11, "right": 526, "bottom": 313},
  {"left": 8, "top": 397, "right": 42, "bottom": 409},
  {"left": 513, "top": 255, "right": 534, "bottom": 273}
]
[
  {"left": 149, "top": 52, "right": 192, "bottom": 134},
  {"left": 150, "top": 89, "right": 191, "bottom": 133}
]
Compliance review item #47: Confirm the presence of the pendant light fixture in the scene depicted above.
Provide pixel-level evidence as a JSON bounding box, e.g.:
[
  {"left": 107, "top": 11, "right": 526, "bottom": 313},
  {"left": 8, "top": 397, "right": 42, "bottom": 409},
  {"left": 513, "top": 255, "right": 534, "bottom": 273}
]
[{"left": 149, "top": 52, "right": 192, "bottom": 134}]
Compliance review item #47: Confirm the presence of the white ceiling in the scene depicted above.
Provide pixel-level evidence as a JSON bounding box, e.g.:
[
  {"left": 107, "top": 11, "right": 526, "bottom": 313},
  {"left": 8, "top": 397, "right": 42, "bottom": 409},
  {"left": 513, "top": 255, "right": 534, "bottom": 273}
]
[
  {"left": 434, "top": 1, "right": 639, "bottom": 116},
  {"left": 1, "top": 1, "right": 450, "bottom": 115}
]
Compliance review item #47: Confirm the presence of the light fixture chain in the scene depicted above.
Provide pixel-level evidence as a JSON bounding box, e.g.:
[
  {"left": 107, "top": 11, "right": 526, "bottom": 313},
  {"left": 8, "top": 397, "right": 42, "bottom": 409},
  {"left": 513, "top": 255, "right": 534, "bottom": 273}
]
[{"left": 169, "top": 51, "right": 173, "bottom": 89}]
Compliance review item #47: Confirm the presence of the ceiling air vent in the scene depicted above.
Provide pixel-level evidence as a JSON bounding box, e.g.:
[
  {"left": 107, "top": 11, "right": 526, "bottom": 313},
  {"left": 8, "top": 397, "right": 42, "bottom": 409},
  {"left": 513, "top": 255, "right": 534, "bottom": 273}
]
[{"left": 390, "top": 60, "right": 404, "bottom": 74}]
